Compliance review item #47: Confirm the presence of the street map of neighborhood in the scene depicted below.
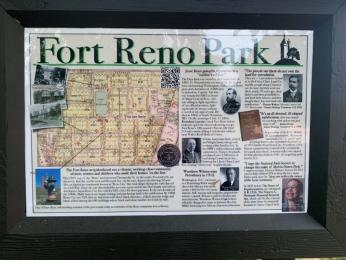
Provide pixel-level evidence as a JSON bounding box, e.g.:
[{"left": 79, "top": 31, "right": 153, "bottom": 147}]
[{"left": 36, "top": 69, "right": 179, "bottom": 167}]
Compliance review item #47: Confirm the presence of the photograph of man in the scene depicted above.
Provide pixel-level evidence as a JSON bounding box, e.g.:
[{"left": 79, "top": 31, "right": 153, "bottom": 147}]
[
  {"left": 222, "top": 87, "right": 241, "bottom": 114},
  {"left": 220, "top": 167, "right": 239, "bottom": 191},
  {"left": 283, "top": 74, "right": 303, "bottom": 102},
  {"left": 282, "top": 178, "right": 304, "bottom": 212},
  {"left": 182, "top": 138, "right": 201, "bottom": 164}
]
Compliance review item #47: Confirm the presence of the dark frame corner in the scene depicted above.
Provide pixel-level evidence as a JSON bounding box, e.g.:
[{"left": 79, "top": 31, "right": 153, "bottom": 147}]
[{"left": 1, "top": 0, "right": 346, "bottom": 258}]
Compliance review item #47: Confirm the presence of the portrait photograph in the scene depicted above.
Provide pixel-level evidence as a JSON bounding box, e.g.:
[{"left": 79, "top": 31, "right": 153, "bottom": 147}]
[
  {"left": 282, "top": 178, "right": 305, "bottom": 212},
  {"left": 282, "top": 74, "right": 303, "bottom": 102},
  {"left": 220, "top": 167, "right": 239, "bottom": 191},
  {"left": 220, "top": 87, "right": 241, "bottom": 115},
  {"left": 182, "top": 138, "right": 201, "bottom": 164}
]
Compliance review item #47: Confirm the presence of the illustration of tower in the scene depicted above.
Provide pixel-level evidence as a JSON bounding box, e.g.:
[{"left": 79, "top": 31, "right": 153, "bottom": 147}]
[
  {"left": 276, "top": 35, "right": 300, "bottom": 65},
  {"left": 280, "top": 35, "right": 290, "bottom": 59}
]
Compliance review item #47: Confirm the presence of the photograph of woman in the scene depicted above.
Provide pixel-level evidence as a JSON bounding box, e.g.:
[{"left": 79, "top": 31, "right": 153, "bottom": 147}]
[{"left": 282, "top": 178, "right": 305, "bottom": 212}]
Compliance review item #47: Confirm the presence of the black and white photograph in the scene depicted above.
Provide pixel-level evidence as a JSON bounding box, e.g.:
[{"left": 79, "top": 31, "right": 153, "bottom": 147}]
[
  {"left": 282, "top": 178, "right": 305, "bottom": 212},
  {"left": 30, "top": 102, "right": 63, "bottom": 129},
  {"left": 32, "top": 85, "right": 66, "bottom": 108},
  {"left": 220, "top": 167, "right": 239, "bottom": 191},
  {"left": 282, "top": 74, "right": 303, "bottom": 102},
  {"left": 220, "top": 87, "right": 241, "bottom": 115},
  {"left": 182, "top": 138, "right": 201, "bottom": 164},
  {"left": 33, "top": 64, "right": 67, "bottom": 87}
]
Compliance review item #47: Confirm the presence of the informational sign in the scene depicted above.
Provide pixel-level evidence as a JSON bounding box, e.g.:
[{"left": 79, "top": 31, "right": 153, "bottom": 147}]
[{"left": 25, "top": 29, "right": 312, "bottom": 216}]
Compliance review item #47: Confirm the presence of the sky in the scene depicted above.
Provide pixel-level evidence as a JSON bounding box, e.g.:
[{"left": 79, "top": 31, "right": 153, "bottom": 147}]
[{"left": 35, "top": 168, "right": 61, "bottom": 188}]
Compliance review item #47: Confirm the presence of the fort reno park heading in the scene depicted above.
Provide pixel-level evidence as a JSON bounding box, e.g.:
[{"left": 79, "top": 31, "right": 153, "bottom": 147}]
[{"left": 37, "top": 37, "right": 273, "bottom": 65}]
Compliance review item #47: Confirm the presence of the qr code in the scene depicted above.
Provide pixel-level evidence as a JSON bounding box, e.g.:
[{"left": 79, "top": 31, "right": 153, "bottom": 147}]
[{"left": 161, "top": 67, "right": 180, "bottom": 88}]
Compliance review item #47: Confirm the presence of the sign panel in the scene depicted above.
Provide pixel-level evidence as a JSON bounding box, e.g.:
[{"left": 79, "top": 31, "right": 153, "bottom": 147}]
[{"left": 25, "top": 29, "right": 312, "bottom": 216}]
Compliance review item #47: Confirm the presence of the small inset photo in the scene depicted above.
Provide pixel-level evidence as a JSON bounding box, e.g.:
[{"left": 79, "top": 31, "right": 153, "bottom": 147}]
[
  {"left": 182, "top": 138, "right": 201, "bottom": 164},
  {"left": 220, "top": 87, "right": 241, "bottom": 115},
  {"left": 220, "top": 167, "right": 239, "bottom": 191},
  {"left": 30, "top": 102, "right": 63, "bottom": 130},
  {"left": 36, "top": 168, "right": 61, "bottom": 205},
  {"left": 34, "top": 64, "right": 67, "bottom": 87},
  {"left": 32, "top": 85, "right": 66, "bottom": 108},
  {"left": 282, "top": 178, "right": 305, "bottom": 212},
  {"left": 282, "top": 74, "right": 303, "bottom": 102},
  {"left": 238, "top": 110, "right": 264, "bottom": 141}
]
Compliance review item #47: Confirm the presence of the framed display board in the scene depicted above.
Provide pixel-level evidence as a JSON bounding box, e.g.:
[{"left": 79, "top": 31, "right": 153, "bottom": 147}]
[
  {"left": 1, "top": 0, "right": 346, "bottom": 259},
  {"left": 24, "top": 28, "right": 312, "bottom": 217}
]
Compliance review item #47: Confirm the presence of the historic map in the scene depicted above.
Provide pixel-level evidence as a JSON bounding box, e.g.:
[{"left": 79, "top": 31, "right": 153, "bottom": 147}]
[{"left": 36, "top": 69, "right": 179, "bottom": 167}]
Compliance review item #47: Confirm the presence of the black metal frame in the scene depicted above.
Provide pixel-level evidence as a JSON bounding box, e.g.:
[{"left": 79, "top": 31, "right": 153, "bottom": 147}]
[{"left": 0, "top": 0, "right": 345, "bottom": 258}]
